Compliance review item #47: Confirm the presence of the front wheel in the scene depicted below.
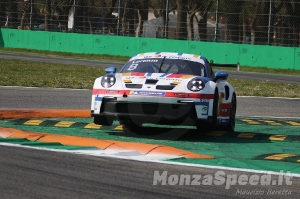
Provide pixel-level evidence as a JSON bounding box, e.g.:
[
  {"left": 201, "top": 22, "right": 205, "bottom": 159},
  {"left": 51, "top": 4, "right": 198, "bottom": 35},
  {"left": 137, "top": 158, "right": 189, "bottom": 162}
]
[
  {"left": 196, "top": 89, "right": 219, "bottom": 132},
  {"left": 94, "top": 116, "right": 114, "bottom": 126},
  {"left": 119, "top": 119, "right": 143, "bottom": 131}
]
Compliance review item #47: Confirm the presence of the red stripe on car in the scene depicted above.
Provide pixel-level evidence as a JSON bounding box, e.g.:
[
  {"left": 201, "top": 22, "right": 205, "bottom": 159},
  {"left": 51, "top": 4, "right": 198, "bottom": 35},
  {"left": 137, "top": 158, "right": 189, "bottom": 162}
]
[
  {"left": 218, "top": 103, "right": 231, "bottom": 117},
  {"left": 93, "top": 89, "right": 214, "bottom": 99}
]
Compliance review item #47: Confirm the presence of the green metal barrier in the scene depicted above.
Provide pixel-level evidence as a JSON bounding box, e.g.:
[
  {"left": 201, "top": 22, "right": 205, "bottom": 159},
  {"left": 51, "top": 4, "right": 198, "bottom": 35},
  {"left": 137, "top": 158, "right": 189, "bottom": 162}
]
[{"left": 0, "top": 28, "right": 299, "bottom": 70}]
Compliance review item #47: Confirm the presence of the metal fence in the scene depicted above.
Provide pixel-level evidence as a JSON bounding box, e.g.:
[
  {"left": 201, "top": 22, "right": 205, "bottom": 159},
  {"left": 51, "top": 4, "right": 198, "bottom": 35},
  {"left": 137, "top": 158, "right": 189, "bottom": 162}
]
[{"left": 0, "top": 0, "right": 300, "bottom": 47}]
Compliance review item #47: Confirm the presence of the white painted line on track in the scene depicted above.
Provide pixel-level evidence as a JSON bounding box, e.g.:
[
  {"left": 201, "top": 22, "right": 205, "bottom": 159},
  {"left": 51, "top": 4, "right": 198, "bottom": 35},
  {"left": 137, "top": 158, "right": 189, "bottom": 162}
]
[
  {"left": 237, "top": 115, "right": 300, "bottom": 119},
  {"left": 238, "top": 96, "right": 300, "bottom": 100},
  {"left": 0, "top": 143, "right": 181, "bottom": 161},
  {"left": 1, "top": 142, "right": 300, "bottom": 178},
  {"left": 0, "top": 86, "right": 90, "bottom": 91}
]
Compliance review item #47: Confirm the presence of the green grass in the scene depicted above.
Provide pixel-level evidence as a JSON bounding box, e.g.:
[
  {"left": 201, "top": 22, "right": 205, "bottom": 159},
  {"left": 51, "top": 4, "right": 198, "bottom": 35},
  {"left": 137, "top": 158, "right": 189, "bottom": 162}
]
[
  {"left": 0, "top": 48, "right": 130, "bottom": 63},
  {"left": 214, "top": 66, "right": 300, "bottom": 76},
  {"left": 0, "top": 58, "right": 104, "bottom": 89},
  {"left": 228, "top": 78, "right": 300, "bottom": 98},
  {"left": 1, "top": 47, "right": 300, "bottom": 76},
  {"left": 1, "top": 48, "right": 300, "bottom": 98}
]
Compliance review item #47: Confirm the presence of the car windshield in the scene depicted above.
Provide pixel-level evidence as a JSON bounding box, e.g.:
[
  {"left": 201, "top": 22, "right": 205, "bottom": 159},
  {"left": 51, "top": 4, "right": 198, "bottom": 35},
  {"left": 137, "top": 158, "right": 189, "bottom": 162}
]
[{"left": 120, "top": 58, "right": 205, "bottom": 76}]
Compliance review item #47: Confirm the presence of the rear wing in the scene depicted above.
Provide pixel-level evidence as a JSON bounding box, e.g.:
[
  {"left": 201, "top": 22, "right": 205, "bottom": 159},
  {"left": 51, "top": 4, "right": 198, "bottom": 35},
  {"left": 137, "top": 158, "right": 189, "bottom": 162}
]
[{"left": 210, "top": 60, "right": 240, "bottom": 72}]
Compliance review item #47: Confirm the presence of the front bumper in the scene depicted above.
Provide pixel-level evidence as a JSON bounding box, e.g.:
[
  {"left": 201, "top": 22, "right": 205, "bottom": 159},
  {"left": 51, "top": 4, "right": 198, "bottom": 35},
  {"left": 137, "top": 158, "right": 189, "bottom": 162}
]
[{"left": 92, "top": 97, "right": 212, "bottom": 124}]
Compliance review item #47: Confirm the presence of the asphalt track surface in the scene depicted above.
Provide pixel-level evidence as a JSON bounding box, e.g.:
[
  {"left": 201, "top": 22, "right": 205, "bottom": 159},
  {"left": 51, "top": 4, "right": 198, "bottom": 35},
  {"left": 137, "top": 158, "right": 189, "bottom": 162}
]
[
  {"left": 1, "top": 52, "right": 300, "bottom": 84},
  {"left": 1, "top": 54, "right": 300, "bottom": 198},
  {"left": 1, "top": 86, "right": 300, "bottom": 117}
]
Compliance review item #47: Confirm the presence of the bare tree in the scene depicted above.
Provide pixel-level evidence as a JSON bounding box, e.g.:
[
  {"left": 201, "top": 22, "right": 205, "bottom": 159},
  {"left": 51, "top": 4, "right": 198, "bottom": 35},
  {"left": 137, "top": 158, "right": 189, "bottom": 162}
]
[
  {"left": 73, "top": 0, "right": 88, "bottom": 32},
  {"left": 135, "top": 0, "right": 149, "bottom": 37},
  {"left": 44, "top": 0, "right": 51, "bottom": 30},
  {"left": 275, "top": 0, "right": 300, "bottom": 46},
  {"left": 149, "top": 0, "right": 176, "bottom": 38},
  {"left": 249, "top": 1, "right": 283, "bottom": 45},
  {"left": 176, "top": 0, "right": 188, "bottom": 39},
  {"left": 97, "top": 0, "right": 117, "bottom": 34},
  {"left": 60, "top": 0, "right": 74, "bottom": 32},
  {"left": 154, "top": 0, "right": 166, "bottom": 38},
  {"left": 6, "top": 1, "right": 18, "bottom": 28},
  {"left": 223, "top": 0, "right": 244, "bottom": 43},
  {"left": 293, "top": 0, "right": 300, "bottom": 46},
  {"left": 0, "top": 0, "right": 7, "bottom": 27},
  {"left": 185, "top": 0, "right": 213, "bottom": 41},
  {"left": 121, "top": 0, "right": 135, "bottom": 36},
  {"left": 187, "top": 1, "right": 202, "bottom": 40}
]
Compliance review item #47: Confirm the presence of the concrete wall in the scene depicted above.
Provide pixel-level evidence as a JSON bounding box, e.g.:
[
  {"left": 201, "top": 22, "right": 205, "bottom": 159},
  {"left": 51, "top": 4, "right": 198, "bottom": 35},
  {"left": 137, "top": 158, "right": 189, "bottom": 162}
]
[{"left": 1, "top": 28, "right": 299, "bottom": 70}]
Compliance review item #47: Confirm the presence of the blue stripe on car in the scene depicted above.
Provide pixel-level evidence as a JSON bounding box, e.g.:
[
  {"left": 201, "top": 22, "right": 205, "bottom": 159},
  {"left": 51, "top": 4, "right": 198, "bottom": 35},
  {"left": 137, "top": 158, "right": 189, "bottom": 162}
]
[
  {"left": 194, "top": 102, "right": 209, "bottom": 106},
  {"left": 160, "top": 73, "right": 170, "bottom": 77},
  {"left": 95, "top": 97, "right": 102, "bottom": 101}
]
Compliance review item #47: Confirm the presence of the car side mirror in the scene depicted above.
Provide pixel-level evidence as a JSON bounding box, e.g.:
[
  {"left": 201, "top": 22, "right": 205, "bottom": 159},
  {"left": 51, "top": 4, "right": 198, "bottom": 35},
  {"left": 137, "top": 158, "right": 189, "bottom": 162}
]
[
  {"left": 105, "top": 66, "right": 116, "bottom": 74},
  {"left": 215, "top": 71, "right": 228, "bottom": 80}
]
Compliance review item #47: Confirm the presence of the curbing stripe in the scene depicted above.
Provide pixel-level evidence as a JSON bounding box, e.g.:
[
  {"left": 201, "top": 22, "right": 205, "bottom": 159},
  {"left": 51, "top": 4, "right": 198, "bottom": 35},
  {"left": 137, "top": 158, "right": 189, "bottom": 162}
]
[
  {"left": 237, "top": 133, "right": 256, "bottom": 139},
  {"left": 84, "top": 123, "right": 101, "bottom": 129},
  {"left": 238, "top": 118, "right": 300, "bottom": 126},
  {"left": 265, "top": 154, "right": 296, "bottom": 160},
  {"left": 0, "top": 110, "right": 90, "bottom": 119},
  {"left": 24, "top": 120, "right": 44, "bottom": 125},
  {"left": 54, "top": 121, "right": 76, "bottom": 128},
  {"left": 206, "top": 131, "right": 226, "bottom": 137},
  {"left": 255, "top": 153, "right": 300, "bottom": 163},
  {"left": 268, "top": 135, "right": 287, "bottom": 141},
  {"left": 285, "top": 121, "right": 300, "bottom": 126},
  {"left": 0, "top": 126, "right": 214, "bottom": 159},
  {"left": 7, "top": 118, "right": 300, "bottom": 142}
]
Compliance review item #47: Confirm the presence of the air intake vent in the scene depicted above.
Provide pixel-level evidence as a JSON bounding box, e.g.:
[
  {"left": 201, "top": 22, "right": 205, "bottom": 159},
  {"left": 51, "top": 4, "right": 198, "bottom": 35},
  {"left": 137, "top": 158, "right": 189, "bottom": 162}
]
[
  {"left": 145, "top": 79, "right": 159, "bottom": 85},
  {"left": 156, "top": 85, "right": 175, "bottom": 90},
  {"left": 125, "top": 84, "right": 143, "bottom": 89}
]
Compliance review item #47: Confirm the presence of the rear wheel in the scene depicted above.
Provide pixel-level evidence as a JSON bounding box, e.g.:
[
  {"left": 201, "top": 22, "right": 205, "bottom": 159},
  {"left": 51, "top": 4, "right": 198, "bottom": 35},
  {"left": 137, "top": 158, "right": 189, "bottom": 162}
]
[
  {"left": 225, "top": 94, "right": 236, "bottom": 132},
  {"left": 94, "top": 116, "right": 113, "bottom": 126},
  {"left": 211, "top": 89, "right": 219, "bottom": 127}
]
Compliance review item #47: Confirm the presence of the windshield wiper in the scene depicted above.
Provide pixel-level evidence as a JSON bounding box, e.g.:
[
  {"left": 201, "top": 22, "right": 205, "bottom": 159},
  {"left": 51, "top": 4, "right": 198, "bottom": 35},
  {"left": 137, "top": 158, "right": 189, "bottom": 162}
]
[{"left": 158, "top": 56, "right": 166, "bottom": 73}]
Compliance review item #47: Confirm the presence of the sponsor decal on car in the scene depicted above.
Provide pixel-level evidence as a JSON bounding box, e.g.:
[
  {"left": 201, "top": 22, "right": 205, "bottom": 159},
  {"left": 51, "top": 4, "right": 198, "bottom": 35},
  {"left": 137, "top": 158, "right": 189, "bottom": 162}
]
[
  {"left": 199, "top": 99, "right": 209, "bottom": 102},
  {"left": 166, "top": 74, "right": 195, "bottom": 79},
  {"left": 201, "top": 106, "right": 208, "bottom": 113},
  {"left": 173, "top": 93, "right": 189, "bottom": 97},
  {"left": 130, "top": 90, "right": 166, "bottom": 96},
  {"left": 168, "top": 56, "right": 191, "bottom": 60},
  {"left": 106, "top": 90, "right": 119, "bottom": 94}
]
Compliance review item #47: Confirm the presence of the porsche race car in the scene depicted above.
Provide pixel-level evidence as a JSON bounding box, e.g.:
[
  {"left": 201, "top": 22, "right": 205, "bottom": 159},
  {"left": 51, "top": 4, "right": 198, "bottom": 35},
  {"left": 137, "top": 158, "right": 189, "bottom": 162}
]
[{"left": 91, "top": 52, "right": 238, "bottom": 131}]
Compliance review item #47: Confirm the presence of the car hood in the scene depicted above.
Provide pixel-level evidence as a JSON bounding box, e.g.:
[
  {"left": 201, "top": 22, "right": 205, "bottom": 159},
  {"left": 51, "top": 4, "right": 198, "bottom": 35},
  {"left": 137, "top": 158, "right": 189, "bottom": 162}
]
[{"left": 115, "top": 72, "right": 205, "bottom": 91}]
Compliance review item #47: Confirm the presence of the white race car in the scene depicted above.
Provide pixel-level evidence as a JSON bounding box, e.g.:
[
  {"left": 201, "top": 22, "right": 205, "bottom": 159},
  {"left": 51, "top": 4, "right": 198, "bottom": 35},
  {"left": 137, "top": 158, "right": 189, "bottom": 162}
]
[{"left": 91, "top": 52, "right": 238, "bottom": 131}]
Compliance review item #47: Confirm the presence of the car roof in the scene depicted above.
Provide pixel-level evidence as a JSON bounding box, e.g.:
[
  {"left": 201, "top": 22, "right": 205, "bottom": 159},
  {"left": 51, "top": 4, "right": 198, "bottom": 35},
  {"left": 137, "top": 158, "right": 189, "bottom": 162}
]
[{"left": 129, "top": 52, "right": 207, "bottom": 65}]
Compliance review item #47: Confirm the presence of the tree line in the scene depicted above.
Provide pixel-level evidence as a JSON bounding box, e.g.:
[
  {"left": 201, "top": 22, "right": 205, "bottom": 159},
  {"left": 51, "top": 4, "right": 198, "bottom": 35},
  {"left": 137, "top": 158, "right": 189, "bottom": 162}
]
[{"left": 0, "top": 0, "right": 299, "bottom": 46}]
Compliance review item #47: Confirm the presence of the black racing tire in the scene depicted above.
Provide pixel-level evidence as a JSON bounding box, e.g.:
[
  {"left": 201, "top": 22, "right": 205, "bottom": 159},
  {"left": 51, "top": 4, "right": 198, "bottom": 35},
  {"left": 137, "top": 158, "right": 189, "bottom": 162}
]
[
  {"left": 119, "top": 119, "right": 143, "bottom": 131},
  {"left": 196, "top": 89, "right": 219, "bottom": 132},
  {"left": 211, "top": 89, "right": 219, "bottom": 127},
  {"left": 225, "top": 93, "right": 236, "bottom": 132},
  {"left": 196, "top": 121, "right": 211, "bottom": 132},
  {"left": 93, "top": 116, "right": 113, "bottom": 126}
]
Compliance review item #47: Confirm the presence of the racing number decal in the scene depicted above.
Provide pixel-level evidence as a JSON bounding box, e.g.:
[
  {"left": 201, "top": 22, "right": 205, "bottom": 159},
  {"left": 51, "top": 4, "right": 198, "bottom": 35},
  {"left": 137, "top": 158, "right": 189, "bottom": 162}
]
[{"left": 128, "top": 63, "right": 138, "bottom": 71}]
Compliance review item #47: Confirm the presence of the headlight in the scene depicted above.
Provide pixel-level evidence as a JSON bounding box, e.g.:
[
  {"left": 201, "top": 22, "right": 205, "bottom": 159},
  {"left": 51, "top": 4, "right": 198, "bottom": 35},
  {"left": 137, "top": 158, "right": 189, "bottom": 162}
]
[
  {"left": 187, "top": 78, "right": 205, "bottom": 92},
  {"left": 101, "top": 75, "right": 116, "bottom": 88}
]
